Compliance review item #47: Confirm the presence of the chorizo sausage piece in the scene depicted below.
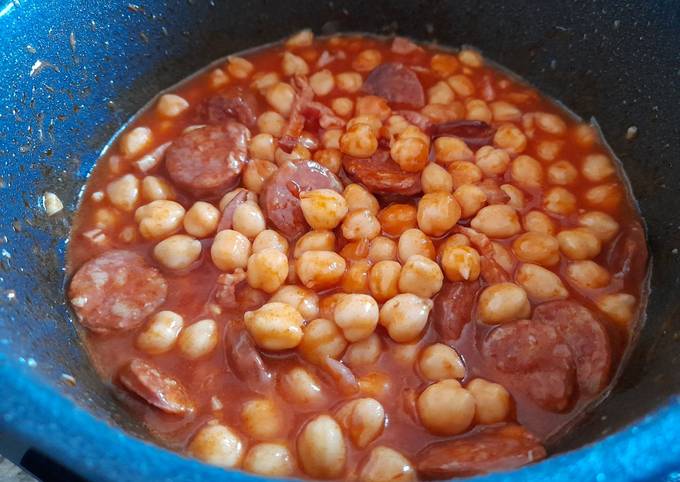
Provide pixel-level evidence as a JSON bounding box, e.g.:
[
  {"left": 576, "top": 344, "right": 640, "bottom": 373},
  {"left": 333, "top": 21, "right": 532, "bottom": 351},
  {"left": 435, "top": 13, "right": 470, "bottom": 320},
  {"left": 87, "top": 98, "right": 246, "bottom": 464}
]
[
  {"left": 260, "top": 160, "right": 343, "bottom": 239},
  {"left": 118, "top": 359, "right": 193, "bottom": 415},
  {"left": 165, "top": 122, "right": 250, "bottom": 198},
  {"left": 533, "top": 300, "right": 612, "bottom": 395},
  {"left": 417, "top": 424, "right": 546, "bottom": 478},
  {"left": 214, "top": 270, "right": 267, "bottom": 313},
  {"left": 343, "top": 150, "right": 422, "bottom": 196},
  {"left": 224, "top": 322, "right": 274, "bottom": 394},
  {"left": 431, "top": 280, "right": 480, "bottom": 341},
  {"left": 395, "top": 110, "right": 433, "bottom": 133},
  {"left": 608, "top": 221, "right": 649, "bottom": 286},
  {"left": 216, "top": 189, "right": 248, "bottom": 232},
  {"left": 362, "top": 63, "right": 426, "bottom": 108},
  {"left": 196, "top": 87, "right": 258, "bottom": 128},
  {"left": 432, "top": 120, "right": 496, "bottom": 148},
  {"left": 69, "top": 250, "right": 168, "bottom": 333}
]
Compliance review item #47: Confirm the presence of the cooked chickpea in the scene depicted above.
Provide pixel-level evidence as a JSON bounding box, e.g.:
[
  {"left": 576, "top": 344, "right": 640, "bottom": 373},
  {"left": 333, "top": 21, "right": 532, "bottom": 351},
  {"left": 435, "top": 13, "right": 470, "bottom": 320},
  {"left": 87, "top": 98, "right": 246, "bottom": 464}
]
[
  {"left": 294, "top": 230, "right": 336, "bottom": 257},
  {"left": 398, "top": 228, "right": 435, "bottom": 261},
  {"left": 430, "top": 53, "right": 459, "bottom": 77},
  {"left": 297, "top": 415, "right": 346, "bottom": 479},
  {"left": 92, "top": 207, "right": 120, "bottom": 231},
  {"left": 523, "top": 210, "right": 556, "bottom": 235},
  {"left": 434, "top": 137, "right": 473, "bottom": 164},
  {"left": 399, "top": 255, "right": 444, "bottom": 298},
  {"left": 243, "top": 159, "right": 277, "bottom": 193},
  {"left": 322, "top": 128, "right": 343, "bottom": 149},
  {"left": 247, "top": 248, "right": 288, "bottom": 293},
  {"left": 313, "top": 148, "right": 343, "bottom": 174},
  {"left": 297, "top": 188, "right": 348, "bottom": 231},
  {"left": 282, "top": 51, "right": 309, "bottom": 76},
  {"left": 188, "top": 422, "right": 243, "bottom": 468},
  {"left": 153, "top": 234, "right": 201, "bottom": 270},
  {"left": 136, "top": 310, "right": 184, "bottom": 354},
  {"left": 470, "top": 205, "right": 521, "bottom": 238},
  {"left": 368, "top": 260, "right": 401, "bottom": 302},
  {"left": 340, "top": 239, "right": 370, "bottom": 261},
  {"left": 547, "top": 160, "right": 578, "bottom": 185},
  {"left": 447, "top": 74, "right": 475, "bottom": 97},
  {"left": 417, "top": 192, "right": 461, "bottom": 237},
  {"left": 257, "top": 110, "right": 286, "bottom": 137},
  {"left": 244, "top": 302, "right": 303, "bottom": 350},
  {"left": 178, "top": 319, "right": 218, "bottom": 359},
  {"left": 344, "top": 333, "right": 382, "bottom": 368},
  {"left": 250, "top": 71, "right": 280, "bottom": 92},
  {"left": 296, "top": 250, "right": 346, "bottom": 289},
  {"left": 218, "top": 188, "right": 252, "bottom": 211},
  {"left": 535, "top": 140, "right": 563, "bottom": 162},
  {"left": 279, "top": 367, "right": 325, "bottom": 405},
  {"left": 512, "top": 232, "right": 560, "bottom": 267},
  {"left": 243, "top": 443, "right": 294, "bottom": 477},
  {"left": 227, "top": 56, "right": 254, "bottom": 79},
  {"left": 340, "top": 123, "right": 379, "bottom": 158},
  {"left": 467, "top": 378, "right": 511, "bottom": 424},
  {"left": 510, "top": 155, "right": 544, "bottom": 189},
  {"left": 134, "top": 200, "right": 184, "bottom": 239},
  {"left": 183, "top": 201, "right": 219, "bottom": 238},
  {"left": 336, "top": 398, "right": 385, "bottom": 448},
  {"left": 298, "top": 318, "right": 347, "bottom": 363},
  {"left": 391, "top": 342, "right": 421, "bottom": 366},
  {"left": 156, "top": 93, "right": 189, "bottom": 117},
  {"left": 241, "top": 398, "right": 286, "bottom": 439},
  {"left": 265, "top": 82, "right": 295, "bottom": 116},
  {"left": 270, "top": 285, "right": 319, "bottom": 320},
  {"left": 378, "top": 204, "right": 418, "bottom": 237},
  {"left": 578, "top": 211, "right": 620, "bottom": 242},
  {"left": 379, "top": 293, "right": 434, "bottom": 342},
  {"left": 543, "top": 186, "right": 577, "bottom": 215},
  {"left": 211, "top": 229, "right": 251, "bottom": 272},
  {"left": 557, "top": 228, "right": 602, "bottom": 260},
  {"left": 333, "top": 294, "right": 379, "bottom": 342},
  {"left": 331, "top": 97, "right": 354, "bottom": 117},
  {"left": 516, "top": 263, "right": 568, "bottom": 302},
  {"left": 475, "top": 145, "right": 511, "bottom": 176},
  {"left": 572, "top": 123, "right": 597, "bottom": 147},
  {"left": 342, "top": 184, "right": 379, "bottom": 215},
  {"left": 501, "top": 184, "right": 525, "bottom": 209},
  {"left": 490, "top": 100, "right": 521, "bottom": 122},
  {"left": 533, "top": 112, "right": 567, "bottom": 136},
  {"left": 358, "top": 372, "right": 393, "bottom": 401},
  {"left": 478, "top": 282, "right": 530, "bottom": 324},
  {"left": 417, "top": 380, "right": 475, "bottom": 435},
  {"left": 141, "top": 175, "right": 175, "bottom": 202},
  {"left": 352, "top": 48, "right": 382, "bottom": 71},
  {"left": 491, "top": 241, "right": 517, "bottom": 273},
  {"left": 428, "top": 80, "right": 455, "bottom": 105},
  {"left": 368, "top": 236, "right": 397, "bottom": 262},
  {"left": 465, "top": 99, "right": 492, "bottom": 123},
  {"left": 448, "top": 161, "right": 483, "bottom": 189},
  {"left": 354, "top": 96, "right": 391, "bottom": 121},
  {"left": 276, "top": 144, "right": 311, "bottom": 166},
  {"left": 419, "top": 343, "right": 465, "bottom": 381},
  {"left": 286, "top": 29, "right": 313, "bottom": 47},
  {"left": 584, "top": 183, "right": 622, "bottom": 211},
  {"left": 341, "top": 259, "right": 371, "bottom": 294},
  {"left": 306, "top": 70, "right": 335, "bottom": 98},
  {"left": 336, "top": 71, "right": 363, "bottom": 93},
  {"left": 342, "top": 209, "right": 381, "bottom": 240},
  {"left": 420, "top": 162, "right": 453, "bottom": 194},
  {"left": 441, "top": 245, "right": 481, "bottom": 282},
  {"left": 359, "top": 446, "right": 416, "bottom": 482},
  {"left": 493, "top": 123, "right": 527, "bottom": 154},
  {"left": 252, "top": 229, "right": 288, "bottom": 255},
  {"left": 120, "top": 127, "right": 152, "bottom": 158},
  {"left": 107, "top": 174, "right": 140, "bottom": 212},
  {"left": 390, "top": 136, "right": 429, "bottom": 174},
  {"left": 208, "top": 68, "right": 229, "bottom": 89},
  {"left": 452, "top": 184, "right": 486, "bottom": 219},
  {"left": 597, "top": 293, "right": 636, "bottom": 327},
  {"left": 566, "top": 260, "right": 611, "bottom": 289}
]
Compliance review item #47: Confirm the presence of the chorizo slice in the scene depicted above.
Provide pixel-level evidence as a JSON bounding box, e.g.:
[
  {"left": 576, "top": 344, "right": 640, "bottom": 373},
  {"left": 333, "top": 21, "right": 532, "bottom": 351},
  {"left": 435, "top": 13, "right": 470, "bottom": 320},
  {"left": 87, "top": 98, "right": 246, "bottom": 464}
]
[
  {"left": 196, "top": 87, "right": 259, "bottom": 127},
  {"left": 118, "top": 359, "right": 193, "bottom": 415},
  {"left": 362, "top": 63, "right": 425, "bottom": 108},
  {"left": 533, "top": 300, "right": 612, "bottom": 395},
  {"left": 165, "top": 122, "right": 250, "bottom": 198},
  {"left": 343, "top": 150, "right": 422, "bottom": 196},
  {"left": 260, "top": 160, "right": 343, "bottom": 239},
  {"left": 431, "top": 281, "right": 480, "bottom": 341},
  {"left": 417, "top": 424, "right": 546, "bottom": 478},
  {"left": 216, "top": 189, "right": 249, "bottom": 232},
  {"left": 432, "top": 120, "right": 496, "bottom": 148},
  {"left": 69, "top": 250, "right": 168, "bottom": 333},
  {"left": 224, "top": 322, "right": 274, "bottom": 394},
  {"left": 214, "top": 270, "right": 267, "bottom": 313}
]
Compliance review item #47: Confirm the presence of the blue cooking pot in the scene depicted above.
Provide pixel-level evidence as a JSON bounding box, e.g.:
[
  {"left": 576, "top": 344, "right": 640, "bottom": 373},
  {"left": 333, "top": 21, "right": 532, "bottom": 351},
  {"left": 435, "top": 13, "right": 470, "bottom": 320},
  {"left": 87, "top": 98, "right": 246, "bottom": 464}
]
[{"left": 1, "top": 0, "right": 679, "bottom": 480}]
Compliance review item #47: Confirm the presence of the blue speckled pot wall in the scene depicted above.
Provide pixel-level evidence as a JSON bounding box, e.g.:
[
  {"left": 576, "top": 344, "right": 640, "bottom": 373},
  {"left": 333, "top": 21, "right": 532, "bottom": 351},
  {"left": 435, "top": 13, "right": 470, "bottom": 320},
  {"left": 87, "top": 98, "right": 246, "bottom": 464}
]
[{"left": 0, "top": 0, "right": 678, "bottom": 480}]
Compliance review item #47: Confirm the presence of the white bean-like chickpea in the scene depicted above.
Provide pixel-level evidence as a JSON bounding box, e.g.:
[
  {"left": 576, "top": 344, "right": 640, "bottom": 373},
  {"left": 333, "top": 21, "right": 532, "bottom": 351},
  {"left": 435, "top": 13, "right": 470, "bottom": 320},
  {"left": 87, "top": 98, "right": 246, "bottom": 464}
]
[
  {"left": 332, "top": 97, "right": 354, "bottom": 117},
  {"left": 470, "top": 205, "right": 521, "bottom": 238},
  {"left": 547, "top": 160, "right": 578, "bottom": 185},
  {"left": 249, "top": 133, "right": 276, "bottom": 161},
  {"left": 596, "top": 293, "right": 636, "bottom": 327},
  {"left": 391, "top": 342, "right": 421, "bottom": 367},
  {"left": 416, "top": 192, "right": 461, "bottom": 237},
  {"left": 247, "top": 248, "right": 288, "bottom": 293},
  {"left": 379, "top": 293, "right": 434, "bottom": 343},
  {"left": 270, "top": 285, "right": 319, "bottom": 320},
  {"left": 279, "top": 367, "right": 325, "bottom": 405},
  {"left": 510, "top": 155, "right": 543, "bottom": 189},
  {"left": 578, "top": 211, "right": 620, "bottom": 242},
  {"left": 475, "top": 145, "right": 511, "bottom": 176},
  {"left": 523, "top": 210, "right": 556, "bottom": 236},
  {"left": 417, "top": 380, "right": 475, "bottom": 435},
  {"left": 543, "top": 186, "right": 577, "bottom": 215},
  {"left": 447, "top": 74, "right": 475, "bottom": 97},
  {"left": 434, "top": 137, "right": 473, "bottom": 164},
  {"left": 466, "top": 99, "right": 492, "bottom": 123},
  {"left": 188, "top": 422, "right": 244, "bottom": 468},
  {"left": 227, "top": 56, "right": 254, "bottom": 78},
  {"left": 299, "top": 189, "right": 348, "bottom": 230},
  {"left": 340, "top": 123, "right": 379, "bottom": 158},
  {"left": 218, "top": 188, "right": 253, "bottom": 211},
  {"left": 286, "top": 29, "right": 313, "bottom": 47},
  {"left": 430, "top": 53, "right": 459, "bottom": 76},
  {"left": 533, "top": 112, "right": 567, "bottom": 136},
  {"left": 398, "top": 228, "right": 435, "bottom": 262},
  {"left": 243, "top": 443, "right": 294, "bottom": 477},
  {"left": 477, "top": 282, "right": 530, "bottom": 324},
  {"left": 209, "top": 68, "right": 229, "bottom": 89},
  {"left": 428, "top": 80, "right": 455, "bottom": 104},
  {"left": 183, "top": 201, "right": 219, "bottom": 238},
  {"left": 536, "top": 140, "right": 563, "bottom": 162},
  {"left": 490, "top": 101, "right": 522, "bottom": 122},
  {"left": 297, "top": 414, "right": 346, "bottom": 479},
  {"left": 459, "top": 48, "right": 483, "bottom": 68},
  {"left": 501, "top": 183, "right": 525, "bottom": 210},
  {"left": 343, "top": 183, "right": 379, "bottom": 215},
  {"left": 336, "top": 398, "right": 386, "bottom": 448},
  {"left": 572, "top": 123, "right": 597, "bottom": 147},
  {"left": 453, "top": 184, "right": 487, "bottom": 219},
  {"left": 493, "top": 123, "right": 527, "bottom": 154},
  {"left": 512, "top": 232, "right": 560, "bottom": 267},
  {"left": 314, "top": 148, "right": 343, "bottom": 174},
  {"left": 134, "top": 200, "right": 185, "bottom": 239},
  {"left": 566, "top": 260, "right": 611, "bottom": 289},
  {"left": 399, "top": 255, "right": 444, "bottom": 298},
  {"left": 341, "top": 259, "right": 372, "bottom": 294},
  {"left": 557, "top": 228, "right": 602, "bottom": 260},
  {"left": 243, "top": 159, "right": 277, "bottom": 194},
  {"left": 368, "top": 260, "right": 401, "bottom": 302},
  {"left": 252, "top": 229, "right": 289, "bottom": 254},
  {"left": 136, "top": 310, "right": 184, "bottom": 354},
  {"left": 378, "top": 204, "right": 418, "bottom": 236},
  {"left": 584, "top": 183, "right": 622, "bottom": 211},
  {"left": 141, "top": 175, "right": 175, "bottom": 201},
  {"left": 282, "top": 51, "right": 309, "bottom": 76},
  {"left": 257, "top": 111, "right": 286, "bottom": 137},
  {"left": 418, "top": 343, "right": 465, "bottom": 381},
  {"left": 359, "top": 372, "right": 394, "bottom": 401},
  {"left": 265, "top": 82, "right": 296, "bottom": 116},
  {"left": 368, "top": 236, "right": 397, "bottom": 262},
  {"left": 344, "top": 333, "right": 382, "bottom": 368},
  {"left": 107, "top": 174, "right": 140, "bottom": 212},
  {"left": 309, "top": 69, "right": 335, "bottom": 96},
  {"left": 341, "top": 209, "right": 381, "bottom": 240},
  {"left": 355, "top": 95, "right": 392, "bottom": 121},
  {"left": 467, "top": 378, "right": 511, "bottom": 424},
  {"left": 294, "top": 230, "right": 336, "bottom": 258},
  {"left": 211, "top": 229, "right": 251, "bottom": 272},
  {"left": 156, "top": 94, "right": 189, "bottom": 117},
  {"left": 298, "top": 318, "right": 347, "bottom": 363},
  {"left": 153, "top": 234, "right": 202, "bottom": 270},
  {"left": 441, "top": 245, "right": 481, "bottom": 282},
  {"left": 491, "top": 241, "right": 517, "bottom": 273},
  {"left": 178, "top": 319, "right": 218, "bottom": 359},
  {"left": 296, "top": 250, "right": 346, "bottom": 289},
  {"left": 120, "top": 127, "right": 153, "bottom": 158},
  {"left": 358, "top": 446, "right": 416, "bottom": 482},
  {"left": 391, "top": 136, "right": 429, "bottom": 173},
  {"left": 322, "top": 128, "right": 343, "bottom": 149},
  {"left": 244, "top": 302, "right": 303, "bottom": 350},
  {"left": 232, "top": 201, "right": 266, "bottom": 239},
  {"left": 421, "top": 162, "right": 454, "bottom": 194},
  {"left": 336, "top": 71, "right": 363, "bottom": 93},
  {"left": 582, "top": 153, "right": 615, "bottom": 182},
  {"left": 515, "top": 263, "right": 568, "bottom": 302},
  {"left": 241, "top": 399, "right": 286, "bottom": 439},
  {"left": 333, "top": 294, "right": 380, "bottom": 342}
]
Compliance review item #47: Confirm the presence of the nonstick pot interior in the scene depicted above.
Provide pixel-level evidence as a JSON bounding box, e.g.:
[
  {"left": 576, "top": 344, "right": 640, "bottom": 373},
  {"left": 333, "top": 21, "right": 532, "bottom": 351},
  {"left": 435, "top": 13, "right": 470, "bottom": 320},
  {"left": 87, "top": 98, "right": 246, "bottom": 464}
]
[{"left": 0, "top": 0, "right": 679, "bottom": 480}]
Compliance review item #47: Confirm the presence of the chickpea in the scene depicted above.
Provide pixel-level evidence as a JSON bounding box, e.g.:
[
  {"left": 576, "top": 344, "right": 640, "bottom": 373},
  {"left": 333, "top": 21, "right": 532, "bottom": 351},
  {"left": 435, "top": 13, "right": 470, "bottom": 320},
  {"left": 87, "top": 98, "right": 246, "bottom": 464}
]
[
  {"left": 257, "top": 111, "right": 286, "bottom": 137},
  {"left": 347, "top": 114, "right": 382, "bottom": 136},
  {"left": 378, "top": 204, "right": 418, "bottom": 237},
  {"left": 243, "top": 443, "right": 294, "bottom": 477},
  {"left": 275, "top": 144, "right": 311, "bottom": 166},
  {"left": 318, "top": 293, "right": 346, "bottom": 321},
  {"left": 286, "top": 29, "right": 313, "bottom": 47},
  {"left": 547, "top": 160, "right": 578, "bottom": 185},
  {"left": 141, "top": 175, "right": 175, "bottom": 201},
  {"left": 597, "top": 293, "right": 636, "bottom": 327},
  {"left": 566, "top": 260, "right": 611, "bottom": 289},
  {"left": 399, "top": 255, "right": 444, "bottom": 298},
  {"left": 441, "top": 245, "right": 481, "bottom": 282},
  {"left": 333, "top": 294, "right": 379, "bottom": 342},
  {"left": 297, "top": 188, "right": 348, "bottom": 231},
  {"left": 269, "top": 285, "right": 318, "bottom": 321},
  {"left": 282, "top": 51, "right": 309, "bottom": 76},
  {"left": 120, "top": 127, "right": 152, "bottom": 158},
  {"left": 92, "top": 207, "right": 120, "bottom": 231},
  {"left": 391, "top": 342, "right": 421, "bottom": 366},
  {"left": 244, "top": 302, "right": 303, "bottom": 350},
  {"left": 243, "top": 159, "right": 277, "bottom": 194},
  {"left": 398, "top": 228, "right": 435, "bottom": 261},
  {"left": 136, "top": 310, "right": 183, "bottom": 354},
  {"left": 265, "top": 82, "right": 295, "bottom": 116},
  {"left": 279, "top": 367, "right": 325, "bottom": 405},
  {"left": 434, "top": 137, "right": 473, "bottom": 164},
  {"left": 543, "top": 186, "right": 577, "bottom": 215},
  {"left": 420, "top": 162, "right": 453, "bottom": 194},
  {"left": 340, "top": 123, "right": 379, "bottom": 158},
  {"left": 352, "top": 48, "right": 382, "bottom": 71},
  {"left": 471, "top": 205, "right": 521, "bottom": 239},
  {"left": 451, "top": 184, "right": 485, "bottom": 219},
  {"left": 359, "top": 372, "right": 393, "bottom": 401},
  {"left": 153, "top": 234, "right": 201, "bottom": 270},
  {"left": 226, "top": 56, "right": 253, "bottom": 78},
  {"left": 183, "top": 201, "right": 219, "bottom": 238},
  {"left": 355, "top": 95, "right": 392, "bottom": 121},
  {"left": 417, "top": 380, "right": 475, "bottom": 435},
  {"left": 510, "top": 155, "right": 543, "bottom": 189},
  {"left": 298, "top": 318, "right": 347, "bottom": 363},
  {"left": 516, "top": 263, "right": 568, "bottom": 302},
  {"left": 107, "top": 174, "right": 140, "bottom": 212},
  {"left": 379, "top": 293, "right": 434, "bottom": 342},
  {"left": 494, "top": 123, "right": 527, "bottom": 154},
  {"left": 336, "top": 71, "right": 363, "bottom": 93},
  {"left": 336, "top": 398, "right": 385, "bottom": 448},
  {"left": 296, "top": 250, "right": 346, "bottom": 290},
  {"left": 294, "top": 230, "right": 336, "bottom": 258},
  {"left": 475, "top": 145, "right": 511, "bottom": 176},
  {"left": 416, "top": 192, "right": 461, "bottom": 237},
  {"left": 572, "top": 123, "right": 597, "bottom": 147},
  {"left": 340, "top": 239, "right": 370, "bottom": 261},
  {"left": 241, "top": 399, "right": 285, "bottom": 439},
  {"left": 342, "top": 259, "right": 372, "bottom": 294},
  {"left": 306, "top": 69, "right": 335, "bottom": 97},
  {"left": 448, "top": 161, "right": 483, "bottom": 190},
  {"left": 208, "top": 68, "right": 229, "bottom": 89},
  {"left": 359, "top": 446, "right": 416, "bottom": 482},
  {"left": 313, "top": 148, "right": 343, "bottom": 174},
  {"left": 368, "top": 236, "right": 397, "bottom": 262},
  {"left": 344, "top": 333, "right": 382, "bottom": 368},
  {"left": 535, "top": 140, "right": 563, "bottom": 162},
  {"left": 490, "top": 101, "right": 522, "bottom": 122},
  {"left": 178, "top": 319, "right": 218, "bottom": 359},
  {"left": 322, "top": 128, "right": 343, "bottom": 149},
  {"left": 332, "top": 97, "right": 354, "bottom": 117},
  {"left": 419, "top": 343, "right": 465, "bottom": 381},
  {"left": 501, "top": 183, "right": 525, "bottom": 210},
  {"left": 368, "top": 260, "right": 401, "bottom": 302},
  {"left": 447, "top": 74, "right": 475, "bottom": 97},
  {"left": 390, "top": 136, "right": 429, "bottom": 173},
  {"left": 465, "top": 98, "right": 492, "bottom": 123},
  {"left": 342, "top": 209, "right": 381, "bottom": 240},
  {"left": 343, "top": 183, "right": 379, "bottom": 215},
  {"left": 557, "top": 228, "right": 602, "bottom": 260},
  {"left": 478, "top": 282, "right": 530, "bottom": 324},
  {"left": 523, "top": 210, "right": 556, "bottom": 236},
  {"left": 218, "top": 188, "right": 253, "bottom": 212},
  {"left": 188, "top": 422, "right": 243, "bottom": 468},
  {"left": 211, "top": 229, "right": 251, "bottom": 272},
  {"left": 251, "top": 71, "right": 280, "bottom": 92},
  {"left": 491, "top": 241, "right": 517, "bottom": 273},
  {"left": 247, "top": 248, "right": 288, "bottom": 293},
  {"left": 134, "top": 200, "right": 184, "bottom": 239},
  {"left": 512, "top": 232, "right": 560, "bottom": 267},
  {"left": 155, "top": 94, "right": 189, "bottom": 119},
  {"left": 251, "top": 231, "right": 286, "bottom": 256},
  {"left": 428, "top": 80, "right": 455, "bottom": 105},
  {"left": 297, "top": 415, "right": 346, "bottom": 479},
  {"left": 533, "top": 112, "right": 567, "bottom": 136},
  {"left": 467, "top": 378, "right": 511, "bottom": 424},
  {"left": 584, "top": 183, "right": 622, "bottom": 211},
  {"left": 578, "top": 211, "right": 620, "bottom": 242},
  {"left": 430, "top": 53, "right": 460, "bottom": 77}
]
